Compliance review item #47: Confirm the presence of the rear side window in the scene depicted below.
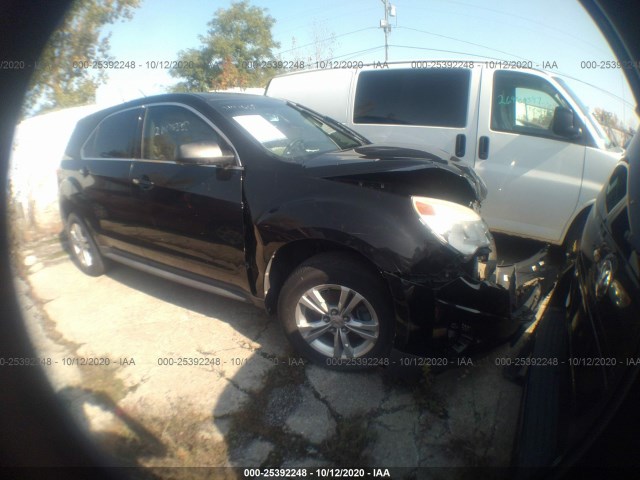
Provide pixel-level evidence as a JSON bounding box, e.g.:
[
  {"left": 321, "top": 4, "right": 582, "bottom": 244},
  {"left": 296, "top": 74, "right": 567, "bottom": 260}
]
[
  {"left": 82, "top": 108, "right": 141, "bottom": 158},
  {"left": 353, "top": 69, "right": 470, "bottom": 127}
]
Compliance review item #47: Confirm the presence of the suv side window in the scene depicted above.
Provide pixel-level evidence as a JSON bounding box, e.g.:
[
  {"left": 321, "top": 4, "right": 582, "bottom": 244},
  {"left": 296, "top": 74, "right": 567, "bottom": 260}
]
[
  {"left": 491, "top": 71, "right": 573, "bottom": 140},
  {"left": 82, "top": 108, "right": 141, "bottom": 158},
  {"left": 354, "top": 69, "right": 470, "bottom": 127},
  {"left": 142, "top": 105, "right": 231, "bottom": 162}
]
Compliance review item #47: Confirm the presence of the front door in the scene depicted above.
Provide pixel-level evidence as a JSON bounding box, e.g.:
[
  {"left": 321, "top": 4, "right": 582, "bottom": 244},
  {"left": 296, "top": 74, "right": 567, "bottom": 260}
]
[
  {"left": 129, "top": 104, "right": 247, "bottom": 291},
  {"left": 475, "top": 69, "right": 586, "bottom": 243}
]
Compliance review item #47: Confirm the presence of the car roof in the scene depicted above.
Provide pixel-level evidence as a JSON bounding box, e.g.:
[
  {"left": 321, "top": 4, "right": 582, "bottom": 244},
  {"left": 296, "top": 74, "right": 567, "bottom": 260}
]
[
  {"left": 74, "top": 92, "right": 288, "bottom": 129},
  {"left": 84, "top": 92, "right": 280, "bottom": 117}
]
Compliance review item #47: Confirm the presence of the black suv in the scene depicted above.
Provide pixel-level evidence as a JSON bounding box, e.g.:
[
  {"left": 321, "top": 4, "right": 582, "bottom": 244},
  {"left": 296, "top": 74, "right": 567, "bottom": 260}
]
[{"left": 59, "top": 92, "right": 516, "bottom": 368}]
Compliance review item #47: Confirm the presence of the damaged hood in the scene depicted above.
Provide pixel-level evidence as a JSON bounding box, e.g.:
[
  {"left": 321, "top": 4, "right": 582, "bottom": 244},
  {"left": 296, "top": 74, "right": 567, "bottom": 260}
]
[{"left": 302, "top": 144, "right": 488, "bottom": 202}]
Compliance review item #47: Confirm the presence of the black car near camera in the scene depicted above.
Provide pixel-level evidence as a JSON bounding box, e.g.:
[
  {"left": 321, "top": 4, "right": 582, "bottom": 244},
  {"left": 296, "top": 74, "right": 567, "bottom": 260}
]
[
  {"left": 59, "top": 92, "right": 529, "bottom": 367},
  {"left": 514, "top": 131, "right": 640, "bottom": 473}
]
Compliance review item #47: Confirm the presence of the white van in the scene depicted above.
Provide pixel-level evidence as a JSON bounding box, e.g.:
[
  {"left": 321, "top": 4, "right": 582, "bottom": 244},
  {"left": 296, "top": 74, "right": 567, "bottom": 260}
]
[{"left": 265, "top": 62, "right": 622, "bottom": 246}]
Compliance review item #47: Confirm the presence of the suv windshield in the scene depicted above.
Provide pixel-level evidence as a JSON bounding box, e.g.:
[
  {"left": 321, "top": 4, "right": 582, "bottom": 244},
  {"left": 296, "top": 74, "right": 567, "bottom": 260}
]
[{"left": 215, "top": 99, "right": 365, "bottom": 161}]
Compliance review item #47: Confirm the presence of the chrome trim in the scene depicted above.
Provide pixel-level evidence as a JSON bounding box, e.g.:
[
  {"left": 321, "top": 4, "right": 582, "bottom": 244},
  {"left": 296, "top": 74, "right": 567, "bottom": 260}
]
[
  {"left": 126, "top": 157, "right": 244, "bottom": 169},
  {"left": 103, "top": 251, "right": 247, "bottom": 302}
]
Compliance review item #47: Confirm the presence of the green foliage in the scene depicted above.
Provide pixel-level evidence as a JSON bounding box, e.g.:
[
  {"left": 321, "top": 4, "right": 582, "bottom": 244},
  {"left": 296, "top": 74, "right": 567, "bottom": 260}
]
[
  {"left": 24, "top": 0, "right": 140, "bottom": 116},
  {"left": 169, "top": 1, "right": 280, "bottom": 92}
]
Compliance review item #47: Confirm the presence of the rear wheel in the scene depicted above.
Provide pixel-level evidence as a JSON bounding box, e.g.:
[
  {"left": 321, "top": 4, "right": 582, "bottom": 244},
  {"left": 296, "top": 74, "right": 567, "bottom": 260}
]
[
  {"left": 66, "top": 213, "right": 106, "bottom": 276},
  {"left": 278, "top": 253, "right": 393, "bottom": 369}
]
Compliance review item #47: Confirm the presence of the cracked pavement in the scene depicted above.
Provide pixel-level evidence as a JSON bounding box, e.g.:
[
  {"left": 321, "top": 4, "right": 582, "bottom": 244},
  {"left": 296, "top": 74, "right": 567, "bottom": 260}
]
[{"left": 14, "top": 233, "right": 525, "bottom": 475}]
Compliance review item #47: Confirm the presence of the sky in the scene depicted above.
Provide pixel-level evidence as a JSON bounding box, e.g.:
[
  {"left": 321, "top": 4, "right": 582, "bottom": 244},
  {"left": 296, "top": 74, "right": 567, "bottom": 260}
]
[{"left": 76, "top": 0, "right": 638, "bottom": 128}]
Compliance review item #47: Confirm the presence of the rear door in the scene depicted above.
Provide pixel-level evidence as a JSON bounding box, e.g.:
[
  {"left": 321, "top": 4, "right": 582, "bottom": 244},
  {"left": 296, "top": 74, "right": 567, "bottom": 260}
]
[
  {"left": 475, "top": 69, "right": 586, "bottom": 243},
  {"left": 349, "top": 65, "right": 480, "bottom": 165},
  {"left": 128, "top": 103, "right": 247, "bottom": 291},
  {"left": 78, "top": 107, "right": 143, "bottom": 248}
]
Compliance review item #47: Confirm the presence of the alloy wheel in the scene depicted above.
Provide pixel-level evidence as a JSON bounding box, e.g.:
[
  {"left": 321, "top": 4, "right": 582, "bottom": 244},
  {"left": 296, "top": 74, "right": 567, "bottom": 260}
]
[{"left": 294, "top": 284, "right": 379, "bottom": 359}]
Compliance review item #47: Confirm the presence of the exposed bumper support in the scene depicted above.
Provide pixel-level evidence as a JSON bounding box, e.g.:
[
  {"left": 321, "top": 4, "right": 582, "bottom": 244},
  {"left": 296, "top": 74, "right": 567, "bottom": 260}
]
[{"left": 385, "top": 248, "right": 554, "bottom": 357}]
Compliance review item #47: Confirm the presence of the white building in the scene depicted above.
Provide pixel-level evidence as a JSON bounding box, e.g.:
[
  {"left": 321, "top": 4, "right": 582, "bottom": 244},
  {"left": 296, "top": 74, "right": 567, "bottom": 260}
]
[{"left": 10, "top": 105, "right": 102, "bottom": 233}]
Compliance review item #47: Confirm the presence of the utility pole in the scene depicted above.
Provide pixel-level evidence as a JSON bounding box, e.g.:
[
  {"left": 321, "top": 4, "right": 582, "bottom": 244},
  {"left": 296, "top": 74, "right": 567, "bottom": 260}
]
[{"left": 379, "top": 0, "right": 396, "bottom": 62}]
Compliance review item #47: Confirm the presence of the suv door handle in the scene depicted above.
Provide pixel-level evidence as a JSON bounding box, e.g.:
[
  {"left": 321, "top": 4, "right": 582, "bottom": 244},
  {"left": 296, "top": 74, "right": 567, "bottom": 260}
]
[
  {"left": 132, "top": 175, "right": 154, "bottom": 190},
  {"left": 478, "top": 136, "right": 490, "bottom": 160}
]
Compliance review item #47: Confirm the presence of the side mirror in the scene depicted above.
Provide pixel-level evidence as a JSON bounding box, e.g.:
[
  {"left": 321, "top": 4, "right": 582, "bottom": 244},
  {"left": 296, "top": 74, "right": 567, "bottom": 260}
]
[
  {"left": 552, "top": 107, "right": 582, "bottom": 139},
  {"left": 177, "top": 142, "right": 236, "bottom": 165}
]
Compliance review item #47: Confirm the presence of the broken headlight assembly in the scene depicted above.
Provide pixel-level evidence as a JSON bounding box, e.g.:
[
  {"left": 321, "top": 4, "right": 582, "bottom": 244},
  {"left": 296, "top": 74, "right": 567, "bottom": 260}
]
[{"left": 411, "top": 196, "right": 492, "bottom": 260}]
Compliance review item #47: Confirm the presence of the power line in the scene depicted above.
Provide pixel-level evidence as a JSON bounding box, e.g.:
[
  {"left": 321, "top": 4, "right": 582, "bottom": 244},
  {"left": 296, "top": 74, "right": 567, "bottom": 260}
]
[
  {"left": 429, "top": 0, "right": 611, "bottom": 57},
  {"left": 313, "top": 45, "right": 386, "bottom": 64},
  {"left": 275, "top": 27, "right": 377, "bottom": 56},
  {"left": 332, "top": 46, "right": 385, "bottom": 61},
  {"left": 386, "top": 44, "right": 522, "bottom": 61},
  {"left": 396, "top": 26, "right": 530, "bottom": 61}
]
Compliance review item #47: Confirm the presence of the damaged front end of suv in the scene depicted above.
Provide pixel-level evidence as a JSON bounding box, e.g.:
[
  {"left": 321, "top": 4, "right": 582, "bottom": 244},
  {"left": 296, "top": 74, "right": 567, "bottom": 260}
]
[{"left": 257, "top": 142, "right": 548, "bottom": 361}]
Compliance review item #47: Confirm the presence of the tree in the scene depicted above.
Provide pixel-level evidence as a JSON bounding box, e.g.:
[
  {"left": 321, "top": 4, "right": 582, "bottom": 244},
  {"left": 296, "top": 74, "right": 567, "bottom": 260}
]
[
  {"left": 289, "top": 21, "right": 338, "bottom": 67},
  {"left": 24, "top": 0, "right": 140, "bottom": 116},
  {"left": 593, "top": 107, "right": 636, "bottom": 147},
  {"left": 169, "top": 1, "right": 280, "bottom": 92}
]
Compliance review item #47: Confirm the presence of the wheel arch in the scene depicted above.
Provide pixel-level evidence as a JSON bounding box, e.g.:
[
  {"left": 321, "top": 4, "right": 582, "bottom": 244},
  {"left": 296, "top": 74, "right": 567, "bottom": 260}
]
[
  {"left": 58, "top": 177, "right": 83, "bottom": 224},
  {"left": 263, "top": 239, "right": 390, "bottom": 315},
  {"left": 562, "top": 202, "right": 594, "bottom": 247}
]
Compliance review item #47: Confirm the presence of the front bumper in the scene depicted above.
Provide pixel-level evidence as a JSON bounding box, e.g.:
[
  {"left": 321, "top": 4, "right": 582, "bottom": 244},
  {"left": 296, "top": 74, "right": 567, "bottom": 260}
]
[{"left": 385, "top": 249, "right": 552, "bottom": 358}]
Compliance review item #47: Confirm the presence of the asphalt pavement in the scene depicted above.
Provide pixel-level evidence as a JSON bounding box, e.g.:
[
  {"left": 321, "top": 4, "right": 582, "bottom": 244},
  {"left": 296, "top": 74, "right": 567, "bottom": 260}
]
[{"left": 11, "top": 231, "right": 551, "bottom": 476}]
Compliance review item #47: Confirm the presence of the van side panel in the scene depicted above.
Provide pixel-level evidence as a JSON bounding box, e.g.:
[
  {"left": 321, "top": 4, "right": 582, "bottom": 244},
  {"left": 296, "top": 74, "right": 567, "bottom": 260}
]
[{"left": 265, "top": 69, "right": 355, "bottom": 123}]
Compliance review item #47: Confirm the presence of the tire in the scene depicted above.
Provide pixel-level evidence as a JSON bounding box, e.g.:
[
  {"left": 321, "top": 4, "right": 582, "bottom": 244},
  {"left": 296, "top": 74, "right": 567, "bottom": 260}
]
[
  {"left": 277, "top": 252, "right": 394, "bottom": 370},
  {"left": 65, "top": 213, "right": 107, "bottom": 276}
]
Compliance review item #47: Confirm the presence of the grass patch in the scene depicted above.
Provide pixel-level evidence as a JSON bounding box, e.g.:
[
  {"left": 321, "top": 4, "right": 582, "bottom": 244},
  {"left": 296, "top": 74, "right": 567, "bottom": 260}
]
[
  {"left": 225, "top": 359, "right": 309, "bottom": 463},
  {"left": 320, "top": 414, "right": 374, "bottom": 467},
  {"left": 224, "top": 356, "right": 376, "bottom": 468},
  {"left": 413, "top": 365, "right": 449, "bottom": 419}
]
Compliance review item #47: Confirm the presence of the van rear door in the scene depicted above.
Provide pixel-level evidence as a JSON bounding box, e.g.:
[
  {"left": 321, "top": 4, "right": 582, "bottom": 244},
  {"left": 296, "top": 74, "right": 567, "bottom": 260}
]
[
  {"left": 348, "top": 66, "right": 480, "bottom": 165},
  {"left": 475, "top": 69, "right": 587, "bottom": 243}
]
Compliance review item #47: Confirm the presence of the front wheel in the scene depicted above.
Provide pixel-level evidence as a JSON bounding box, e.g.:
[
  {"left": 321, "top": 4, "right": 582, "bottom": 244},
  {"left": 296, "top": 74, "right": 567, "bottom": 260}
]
[
  {"left": 277, "top": 253, "right": 393, "bottom": 369},
  {"left": 66, "top": 213, "right": 107, "bottom": 276}
]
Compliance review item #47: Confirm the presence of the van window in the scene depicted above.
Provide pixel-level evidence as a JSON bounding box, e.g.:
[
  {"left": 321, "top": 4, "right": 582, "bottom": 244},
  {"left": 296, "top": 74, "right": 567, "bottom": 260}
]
[
  {"left": 491, "top": 71, "right": 572, "bottom": 140},
  {"left": 82, "top": 108, "right": 141, "bottom": 159},
  {"left": 353, "top": 69, "right": 470, "bottom": 127}
]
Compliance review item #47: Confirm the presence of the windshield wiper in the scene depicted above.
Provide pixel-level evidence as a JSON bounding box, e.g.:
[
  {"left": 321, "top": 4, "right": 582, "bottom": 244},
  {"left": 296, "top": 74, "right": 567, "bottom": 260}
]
[{"left": 287, "top": 101, "right": 371, "bottom": 146}]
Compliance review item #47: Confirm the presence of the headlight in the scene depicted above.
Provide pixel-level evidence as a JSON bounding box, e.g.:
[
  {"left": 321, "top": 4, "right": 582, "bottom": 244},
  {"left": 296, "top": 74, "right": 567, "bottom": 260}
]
[{"left": 411, "top": 196, "right": 492, "bottom": 258}]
